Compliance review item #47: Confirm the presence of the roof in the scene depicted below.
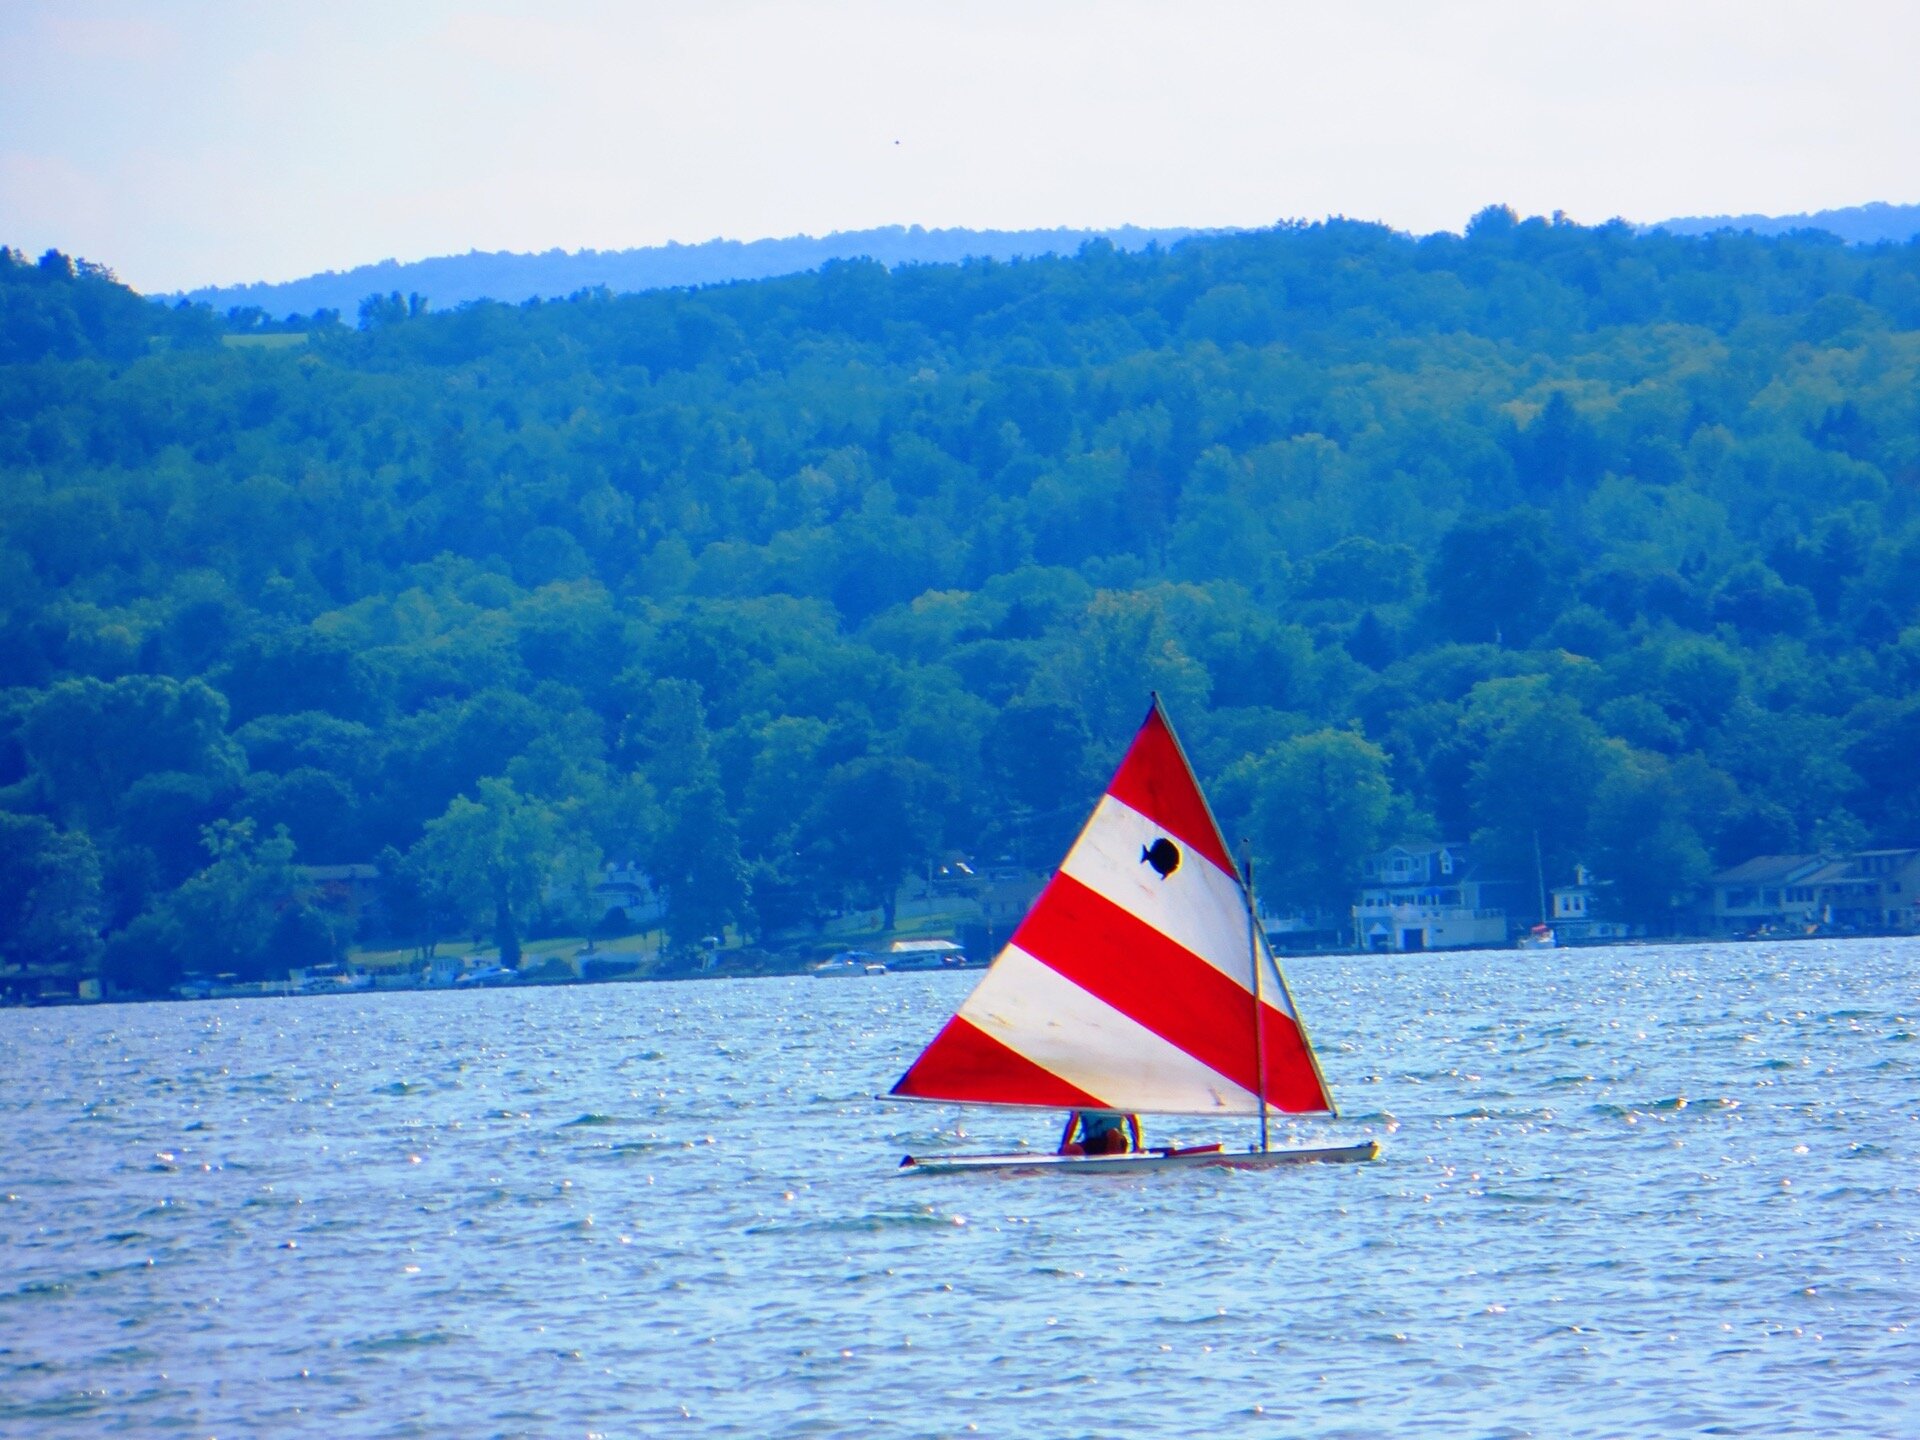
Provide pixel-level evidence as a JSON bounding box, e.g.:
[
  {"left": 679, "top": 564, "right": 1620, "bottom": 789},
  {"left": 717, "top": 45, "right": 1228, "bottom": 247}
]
[
  {"left": 1375, "top": 841, "right": 1467, "bottom": 859},
  {"left": 1709, "top": 855, "right": 1821, "bottom": 885},
  {"left": 1800, "top": 859, "right": 1878, "bottom": 888}
]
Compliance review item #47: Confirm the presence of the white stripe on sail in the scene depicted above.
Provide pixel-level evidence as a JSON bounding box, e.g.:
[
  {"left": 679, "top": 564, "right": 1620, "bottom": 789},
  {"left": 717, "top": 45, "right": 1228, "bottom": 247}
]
[
  {"left": 1253, "top": 929, "right": 1293, "bottom": 1026},
  {"left": 956, "top": 947, "right": 1265, "bottom": 1115},
  {"left": 1056, "top": 795, "right": 1296, "bottom": 1019}
]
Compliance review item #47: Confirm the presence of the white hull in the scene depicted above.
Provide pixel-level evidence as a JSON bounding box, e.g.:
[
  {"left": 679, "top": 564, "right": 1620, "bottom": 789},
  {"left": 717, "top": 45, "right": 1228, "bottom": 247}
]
[{"left": 897, "top": 1139, "right": 1379, "bottom": 1176}]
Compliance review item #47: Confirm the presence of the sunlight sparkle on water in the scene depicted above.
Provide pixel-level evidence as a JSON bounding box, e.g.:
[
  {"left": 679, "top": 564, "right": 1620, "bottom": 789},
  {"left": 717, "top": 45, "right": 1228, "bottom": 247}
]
[{"left": 0, "top": 938, "right": 1915, "bottom": 1438}]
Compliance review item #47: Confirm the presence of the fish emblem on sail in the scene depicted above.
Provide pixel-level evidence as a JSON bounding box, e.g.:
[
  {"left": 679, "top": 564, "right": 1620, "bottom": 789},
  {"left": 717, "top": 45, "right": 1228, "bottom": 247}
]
[
  {"left": 891, "top": 699, "right": 1335, "bottom": 1117},
  {"left": 1140, "top": 837, "right": 1180, "bottom": 878}
]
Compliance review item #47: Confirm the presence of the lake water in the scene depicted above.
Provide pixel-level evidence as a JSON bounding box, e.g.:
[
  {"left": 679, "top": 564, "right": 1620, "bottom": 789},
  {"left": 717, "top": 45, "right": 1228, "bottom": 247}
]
[{"left": 2, "top": 939, "right": 1915, "bottom": 1439}]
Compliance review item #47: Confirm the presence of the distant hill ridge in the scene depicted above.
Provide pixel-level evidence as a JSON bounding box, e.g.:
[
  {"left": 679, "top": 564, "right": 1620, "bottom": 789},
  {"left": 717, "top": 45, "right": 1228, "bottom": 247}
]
[
  {"left": 164, "top": 224, "right": 1227, "bottom": 319},
  {"left": 171, "top": 204, "right": 1920, "bottom": 320},
  {"left": 1650, "top": 199, "right": 1920, "bottom": 246}
]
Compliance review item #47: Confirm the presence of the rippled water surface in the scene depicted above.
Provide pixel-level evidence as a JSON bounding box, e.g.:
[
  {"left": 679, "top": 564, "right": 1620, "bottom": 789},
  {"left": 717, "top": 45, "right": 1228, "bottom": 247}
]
[{"left": 3, "top": 939, "right": 1916, "bottom": 1438}]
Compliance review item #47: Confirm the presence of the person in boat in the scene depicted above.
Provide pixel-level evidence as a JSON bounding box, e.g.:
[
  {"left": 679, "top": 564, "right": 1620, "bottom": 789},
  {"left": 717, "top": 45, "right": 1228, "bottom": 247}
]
[{"left": 1057, "top": 1109, "right": 1141, "bottom": 1156}]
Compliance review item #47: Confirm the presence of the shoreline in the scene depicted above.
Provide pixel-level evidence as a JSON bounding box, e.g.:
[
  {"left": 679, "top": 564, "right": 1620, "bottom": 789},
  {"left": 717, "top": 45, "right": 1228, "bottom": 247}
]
[{"left": 8, "top": 928, "right": 1913, "bottom": 1010}]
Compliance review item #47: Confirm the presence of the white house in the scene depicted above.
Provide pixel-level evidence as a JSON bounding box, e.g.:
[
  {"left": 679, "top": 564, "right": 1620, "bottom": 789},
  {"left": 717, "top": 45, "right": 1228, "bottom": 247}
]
[
  {"left": 1354, "top": 843, "right": 1514, "bottom": 952},
  {"left": 1548, "top": 864, "right": 1639, "bottom": 943},
  {"left": 593, "top": 860, "right": 667, "bottom": 927}
]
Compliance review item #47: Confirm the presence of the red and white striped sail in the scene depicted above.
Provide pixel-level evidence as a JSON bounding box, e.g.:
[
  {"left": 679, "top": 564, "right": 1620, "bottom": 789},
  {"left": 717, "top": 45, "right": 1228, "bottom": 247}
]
[{"left": 891, "top": 699, "right": 1335, "bottom": 1117}]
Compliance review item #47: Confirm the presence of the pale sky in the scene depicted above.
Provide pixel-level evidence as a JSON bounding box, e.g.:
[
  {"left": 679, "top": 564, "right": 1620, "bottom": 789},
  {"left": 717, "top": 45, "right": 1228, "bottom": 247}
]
[{"left": 3, "top": 0, "right": 1917, "bottom": 294}]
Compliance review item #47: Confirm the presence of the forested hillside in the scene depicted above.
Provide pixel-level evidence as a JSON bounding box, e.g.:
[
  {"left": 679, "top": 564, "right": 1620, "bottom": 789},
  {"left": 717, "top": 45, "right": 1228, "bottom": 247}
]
[
  {"left": 5, "top": 209, "right": 1920, "bottom": 994},
  {"left": 168, "top": 224, "right": 1217, "bottom": 321},
  {"left": 1654, "top": 200, "right": 1920, "bottom": 246}
]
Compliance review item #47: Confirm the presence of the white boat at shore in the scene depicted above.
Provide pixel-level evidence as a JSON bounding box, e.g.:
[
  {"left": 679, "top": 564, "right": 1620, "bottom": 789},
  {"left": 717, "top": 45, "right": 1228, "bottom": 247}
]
[
  {"left": 813, "top": 952, "right": 886, "bottom": 978},
  {"left": 885, "top": 938, "right": 966, "bottom": 971}
]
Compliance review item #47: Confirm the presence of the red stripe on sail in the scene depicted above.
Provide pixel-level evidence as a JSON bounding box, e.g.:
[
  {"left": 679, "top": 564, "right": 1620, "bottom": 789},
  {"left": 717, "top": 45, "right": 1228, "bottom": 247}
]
[
  {"left": 890, "top": 1014, "right": 1109, "bottom": 1109},
  {"left": 1258, "top": 1002, "right": 1329, "bottom": 1115},
  {"left": 1014, "top": 873, "right": 1331, "bottom": 1113},
  {"left": 1105, "top": 705, "right": 1237, "bottom": 878}
]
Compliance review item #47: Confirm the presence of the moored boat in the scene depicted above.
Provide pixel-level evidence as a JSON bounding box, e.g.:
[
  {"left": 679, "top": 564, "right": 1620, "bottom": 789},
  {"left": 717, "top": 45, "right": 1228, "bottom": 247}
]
[{"left": 814, "top": 952, "right": 886, "bottom": 978}]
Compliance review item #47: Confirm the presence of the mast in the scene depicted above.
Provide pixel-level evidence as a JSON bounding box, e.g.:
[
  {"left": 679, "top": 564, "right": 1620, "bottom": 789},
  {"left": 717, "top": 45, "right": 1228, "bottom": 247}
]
[
  {"left": 1243, "top": 842, "right": 1270, "bottom": 1153},
  {"left": 1533, "top": 828, "right": 1549, "bottom": 925},
  {"left": 1139, "top": 692, "right": 1336, "bottom": 1122}
]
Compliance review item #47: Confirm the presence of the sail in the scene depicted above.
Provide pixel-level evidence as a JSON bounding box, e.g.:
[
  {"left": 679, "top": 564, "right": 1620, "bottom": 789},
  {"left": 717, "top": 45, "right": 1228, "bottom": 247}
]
[{"left": 891, "top": 699, "right": 1335, "bottom": 1117}]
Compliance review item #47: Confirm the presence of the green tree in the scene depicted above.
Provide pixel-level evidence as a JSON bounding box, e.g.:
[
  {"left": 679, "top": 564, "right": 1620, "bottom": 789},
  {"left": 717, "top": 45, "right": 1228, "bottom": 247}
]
[
  {"left": 100, "top": 909, "right": 190, "bottom": 997},
  {"left": 1039, "top": 587, "right": 1211, "bottom": 744},
  {"left": 166, "top": 819, "right": 303, "bottom": 981},
  {"left": 1299, "top": 536, "right": 1422, "bottom": 607},
  {"left": 1508, "top": 390, "right": 1602, "bottom": 491},
  {"left": 373, "top": 843, "right": 463, "bottom": 957},
  {"left": 1587, "top": 752, "right": 1713, "bottom": 928},
  {"left": 270, "top": 903, "right": 350, "bottom": 973},
  {"left": 410, "top": 777, "right": 582, "bottom": 968},
  {"left": 982, "top": 698, "right": 1093, "bottom": 829},
  {"left": 1844, "top": 695, "right": 1920, "bottom": 843},
  {"left": 651, "top": 777, "right": 751, "bottom": 951},
  {"left": 801, "top": 756, "right": 947, "bottom": 931},
  {"left": 217, "top": 629, "right": 379, "bottom": 725},
  {"left": 734, "top": 715, "right": 832, "bottom": 859},
  {"left": 1426, "top": 509, "right": 1566, "bottom": 646},
  {"left": 1248, "top": 730, "right": 1401, "bottom": 915},
  {"left": 22, "top": 676, "right": 244, "bottom": 830},
  {"left": 620, "top": 677, "right": 714, "bottom": 794},
  {"left": 1710, "top": 562, "right": 1816, "bottom": 638},
  {"left": 0, "top": 812, "right": 104, "bottom": 973},
  {"left": 1468, "top": 692, "right": 1617, "bottom": 903}
]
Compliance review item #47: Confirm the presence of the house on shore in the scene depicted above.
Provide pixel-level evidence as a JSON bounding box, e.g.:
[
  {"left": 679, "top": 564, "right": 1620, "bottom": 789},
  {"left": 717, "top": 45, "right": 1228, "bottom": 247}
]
[
  {"left": 298, "top": 863, "right": 383, "bottom": 931},
  {"left": 593, "top": 860, "right": 667, "bottom": 927},
  {"left": 1701, "top": 848, "right": 1920, "bottom": 935},
  {"left": 1549, "top": 865, "right": 1642, "bottom": 943},
  {"left": 1701, "top": 855, "right": 1825, "bottom": 935},
  {"left": 1353, "top": 843, "right": 1518, "bottom": 952},
  {"left": 1258, "top": 897, "right": 1348, "bottom": 952},
  {"left": 1794, "top": 848, "right": 1920, "bottom": 932}
]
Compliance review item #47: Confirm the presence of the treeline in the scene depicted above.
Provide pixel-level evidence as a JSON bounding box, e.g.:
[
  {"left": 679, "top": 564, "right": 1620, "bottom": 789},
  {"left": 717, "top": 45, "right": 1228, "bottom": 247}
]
[
  {"left": 1653, "top": 200, "right": 1920, "bottom": 246},
  {"left": 169, "top": 224, "right": 1218, "bottom": 320},
  {"left": 4, "top": 212, "right": 1920, "bottom": 994}
]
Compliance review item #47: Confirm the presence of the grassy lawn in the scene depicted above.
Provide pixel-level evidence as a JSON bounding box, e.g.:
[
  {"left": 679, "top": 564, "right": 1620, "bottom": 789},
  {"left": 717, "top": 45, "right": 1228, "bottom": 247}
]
[
  {"left": 352, "top": 928, "right": 666, "bottom": 970},
  {"left": 222, "top": 332, "right": 308, "bottom": 349},
  {"left": 348, "top": 902, "right": 983, "bottom": 979}
]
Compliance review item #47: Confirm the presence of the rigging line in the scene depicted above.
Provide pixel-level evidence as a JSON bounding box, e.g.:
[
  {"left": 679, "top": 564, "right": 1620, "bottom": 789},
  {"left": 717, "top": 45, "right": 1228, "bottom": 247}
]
[
  {"left": 1261, "top": 916, "right": 1339, "bottom": 1122},
  {"left": 1243, "top": 841, "right": 1270, "bottom": 1153}
]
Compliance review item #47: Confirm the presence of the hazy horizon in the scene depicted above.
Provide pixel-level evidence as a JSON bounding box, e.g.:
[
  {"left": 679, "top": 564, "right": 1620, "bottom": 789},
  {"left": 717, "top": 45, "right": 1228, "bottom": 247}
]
[{"left": 6, "top": 1, "right": 1920, "bottom": 294}]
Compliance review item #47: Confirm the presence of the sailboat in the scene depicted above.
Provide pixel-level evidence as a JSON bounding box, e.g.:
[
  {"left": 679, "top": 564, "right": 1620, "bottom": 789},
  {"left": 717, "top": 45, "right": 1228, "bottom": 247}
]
[{"left": 889, "top": 697, "right": 1380, "bottom": 1175}]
